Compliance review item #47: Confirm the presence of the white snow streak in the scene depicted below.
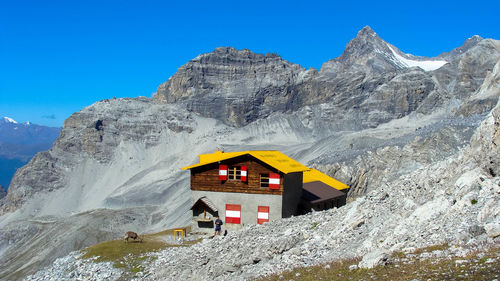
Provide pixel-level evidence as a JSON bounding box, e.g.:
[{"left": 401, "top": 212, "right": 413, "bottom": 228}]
[
  {"left": 387, "top": 45, "right": 448, "bottom": 71},
  {"left": 3, "top": 117, "right": 18, "bottom": 123}
]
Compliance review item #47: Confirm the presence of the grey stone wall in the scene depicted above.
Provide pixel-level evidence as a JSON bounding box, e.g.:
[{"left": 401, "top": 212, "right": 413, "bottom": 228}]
[{"left": 191, "top": 190, "right": 282, "bottom": 232}]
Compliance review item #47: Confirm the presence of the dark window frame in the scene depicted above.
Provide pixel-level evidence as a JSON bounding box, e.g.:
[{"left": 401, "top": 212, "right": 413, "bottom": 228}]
[{"left": 228, "top": 166, "right": 242, "bottom": 180}]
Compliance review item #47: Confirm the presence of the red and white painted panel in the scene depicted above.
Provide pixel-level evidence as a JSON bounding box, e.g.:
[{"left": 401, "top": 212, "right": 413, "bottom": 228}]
[
  {"left": 241, "top": 166, "right": 247, "bottom": 182},
  {"left": 257, "top": 206, "right": 269, "bottom": 224},
  {"left": 269, "top": 173, "right": 280, "bottom": 189},
  {"left": 225, "top": 204, "right": 241, "bottom": 224},
  {"left": 219, "top": 165, "right": 228, "bottom": 180}
]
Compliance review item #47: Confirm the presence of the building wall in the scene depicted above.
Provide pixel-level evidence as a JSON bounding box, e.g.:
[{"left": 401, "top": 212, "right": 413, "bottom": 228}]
[
  {"left": 190, "top": 155, "right": 283, "bottom": 195},
  {"left": 191, "top": 190, "right": 282, "bottom": 232},
  {"left": 282, "top": 172, "right": 303, "bottom": 217}
]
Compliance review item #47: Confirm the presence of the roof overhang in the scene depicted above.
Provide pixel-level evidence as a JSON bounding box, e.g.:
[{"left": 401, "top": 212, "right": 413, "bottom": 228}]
[
  {"left": 302, "top": 181, "right": 346, "bottom": 204},
  {"left": 191, "top": 197, "right": 218, "bottom": 212},
  {"left": 303, "top": 168, "right": 349, "bottom": 190}
]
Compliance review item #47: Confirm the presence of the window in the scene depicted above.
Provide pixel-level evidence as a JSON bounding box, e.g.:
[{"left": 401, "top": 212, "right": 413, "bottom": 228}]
[
  {"left": 260, "top": 174, "right": 269, "bottom": 188},
  {"left": 228, "top": 166, "right": 241, "bottom": 180},
  {"left": 262, "top": 173, "right": 280, "bottom": 189}
]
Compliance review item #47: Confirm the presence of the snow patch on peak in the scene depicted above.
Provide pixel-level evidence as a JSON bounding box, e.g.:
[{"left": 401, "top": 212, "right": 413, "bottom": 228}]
[
  {"left": 387, "top": 44, "right": 448, "bottom": 71},
  {"left": 3, "top": 117, "right": 18, "bottom": 124}
]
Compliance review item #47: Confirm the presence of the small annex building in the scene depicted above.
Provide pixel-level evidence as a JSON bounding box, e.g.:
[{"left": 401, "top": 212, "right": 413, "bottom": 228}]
[
  {"left": 182, "top": 150, "right": 349, "bottom": 233},
  {"left": 301, "top": 168, "right": 349, "bottom": 213}
]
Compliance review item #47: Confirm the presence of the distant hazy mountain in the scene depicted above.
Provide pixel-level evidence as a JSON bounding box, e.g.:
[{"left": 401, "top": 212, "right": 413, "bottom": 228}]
[
  {"left": 0, "top": 117, "right": 60, "bottom": 146},
  {"left": 0, "top": 117, "right": 60, "bottom": 189}
]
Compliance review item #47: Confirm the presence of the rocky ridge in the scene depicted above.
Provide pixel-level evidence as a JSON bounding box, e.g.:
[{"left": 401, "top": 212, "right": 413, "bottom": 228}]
[
  {"left": 1, "top": 27, "right": 500, "bottom": 279},
  {"left": 0, "top": 185, "right": 6, "bottom": 199}
]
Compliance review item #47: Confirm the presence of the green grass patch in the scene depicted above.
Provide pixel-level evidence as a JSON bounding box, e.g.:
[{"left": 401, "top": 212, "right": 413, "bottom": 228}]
[
  {"left": 413, "top": 243, "right": 449, "bottom": 255},
  {"left": 81, "top": 237, "right": 169, "bottom": 263},
  {"left": 80, "top": 227, "right": 197, "bottom": 278},
  {"left": 391, "top": 251, "right": 406, "bottom": 259}
]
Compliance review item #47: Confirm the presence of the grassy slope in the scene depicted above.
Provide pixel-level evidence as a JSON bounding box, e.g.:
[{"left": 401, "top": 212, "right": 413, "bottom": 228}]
[
  {"left": 81, "top": 228, "right": 197, "bottom": 279},
  {"left": 258, "top": 244, "right": 500, "bottom": 281}
]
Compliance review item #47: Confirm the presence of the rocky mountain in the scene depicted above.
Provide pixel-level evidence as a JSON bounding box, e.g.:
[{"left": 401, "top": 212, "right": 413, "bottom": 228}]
[
  {"left": 28, "top": 96, "right": 500, "bottom": 280},
  {"left": 0, "top": 117, "right": 60, "bottom": 188},
  {"left": 0, "top": 26, "right": 499, "bottom": 280}
]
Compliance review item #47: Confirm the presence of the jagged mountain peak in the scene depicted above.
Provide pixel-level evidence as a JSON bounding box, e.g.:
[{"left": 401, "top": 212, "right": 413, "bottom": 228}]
[
  {"left": 355, "top": 25, "right": 379, "bottom": 40},
  {"left": 321, "top": 26, "right": 451, "bottom": 75},
  {"left": 320, "top": 26, "right": 401, "bottom": 75},
  {"left": 438, "top": 34, "right": 485, "bottom": 60},
  {"left": 467, "top": 35, "right": 483, "bottom": 42},
  {"left": 344, "top": 26, "right": 388, "bottom": 54}
]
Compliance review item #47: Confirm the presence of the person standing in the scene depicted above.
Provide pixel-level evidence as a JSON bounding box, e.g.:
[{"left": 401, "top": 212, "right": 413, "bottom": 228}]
[{"left": 214, "top": 216, "right": 223, "bottom": 236}]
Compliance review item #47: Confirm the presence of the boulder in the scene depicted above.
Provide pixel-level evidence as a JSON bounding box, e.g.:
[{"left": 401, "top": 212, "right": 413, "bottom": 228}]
[
  {"left": 484, "top": 222, "right": 500, "bottom": 238},
  {"left": 358, "top": 249, "right": 391, "bottom": 269}
]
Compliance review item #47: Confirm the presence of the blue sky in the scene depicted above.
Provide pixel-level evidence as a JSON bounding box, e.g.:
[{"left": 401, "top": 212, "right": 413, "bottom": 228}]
[{"left": 1, "top": 0, "right": 499, "bottom": 127}]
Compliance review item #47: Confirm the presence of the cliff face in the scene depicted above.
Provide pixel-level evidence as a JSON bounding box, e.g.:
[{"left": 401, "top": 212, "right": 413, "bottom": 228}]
[
  {"left": 1, "top": 27, "right": 499, "bottom": 279},
  {"left": 155, "top": 47, "right": 312, "bottom": 126}
]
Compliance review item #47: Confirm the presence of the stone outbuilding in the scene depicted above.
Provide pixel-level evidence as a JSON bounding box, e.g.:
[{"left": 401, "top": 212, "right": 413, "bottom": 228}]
[{"left": 182, "top": 150, "right": 348, "bottom": 233}]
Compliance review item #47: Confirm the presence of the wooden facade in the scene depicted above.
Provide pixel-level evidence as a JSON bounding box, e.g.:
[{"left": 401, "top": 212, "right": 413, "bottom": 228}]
[{"left": 190, "top": 155, "right": 284, "bottom": 195}]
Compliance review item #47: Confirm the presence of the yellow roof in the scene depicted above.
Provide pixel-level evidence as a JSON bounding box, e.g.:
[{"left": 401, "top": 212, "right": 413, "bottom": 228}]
[
  {"left": 182, "top": 150, "right": 309, "bottom": 174},
  {"left": 303, "top": 168, "right": 349, "bottom": 190}
]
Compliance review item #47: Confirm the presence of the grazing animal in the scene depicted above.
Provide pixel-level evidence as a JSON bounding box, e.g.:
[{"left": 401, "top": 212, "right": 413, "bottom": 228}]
[{"left": 124, "top": 231, "right": 143, "bottom": 243}]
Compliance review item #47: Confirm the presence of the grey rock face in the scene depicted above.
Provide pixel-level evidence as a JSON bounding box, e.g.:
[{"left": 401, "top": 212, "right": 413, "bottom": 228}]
[
  {"left": 438, "top": 35, "right": 483, "bottom": 61},
  {"left": 155, "top": 47, "right": 311, "bottom": 126},
  {"left": 2, "top": 151, "right": 65, "bottom": 214},
  {"left": 320, "top": 26, "right": 405, "bottom": 76},
  {"left": 0, "top": 185, "right": 6, "bottom": 199}
]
